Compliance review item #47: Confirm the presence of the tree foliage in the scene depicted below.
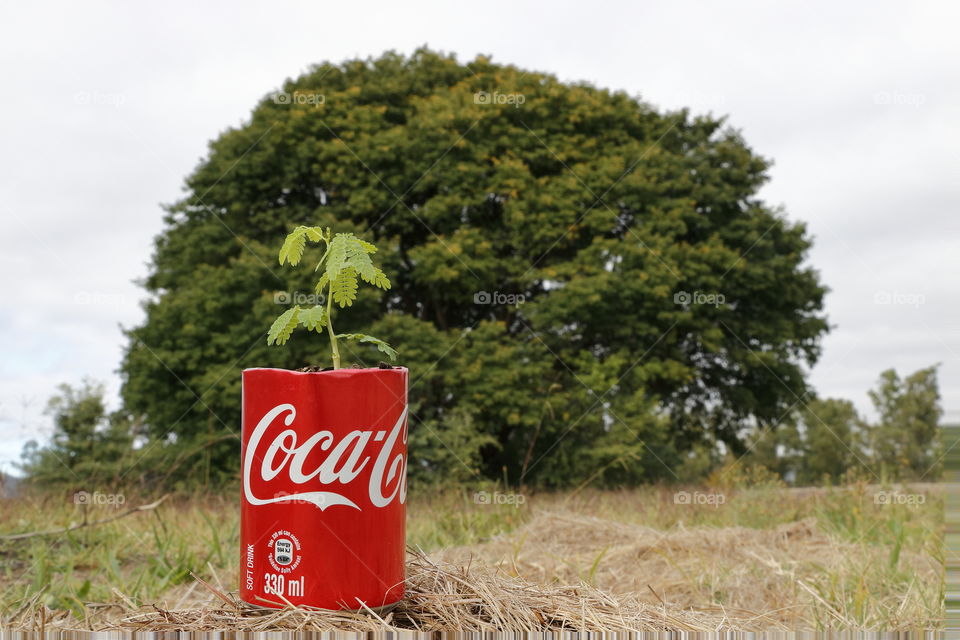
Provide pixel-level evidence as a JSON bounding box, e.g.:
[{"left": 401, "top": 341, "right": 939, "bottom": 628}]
[
  {"left": 119, "top": 48, "right": 828, "bottom": 487},
  {"left": 20, "top": 380, "right": 135, "bottom": 488},
  {"left": 772, "top": 398, "right": 867, "bottom": 485},
  {"left": 866, "top": 366, "right": 942, "bottom": 480},
  {"left": 741, "top": 365, "right": 943, "bottom": 485}
]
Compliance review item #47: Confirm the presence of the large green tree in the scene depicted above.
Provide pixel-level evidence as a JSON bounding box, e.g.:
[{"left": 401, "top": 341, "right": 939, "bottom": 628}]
[{"left": 120, "top": 49, "right": 828, "bottom": 487}]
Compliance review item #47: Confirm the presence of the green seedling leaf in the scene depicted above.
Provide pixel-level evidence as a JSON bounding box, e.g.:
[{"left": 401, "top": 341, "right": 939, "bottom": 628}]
[
  {"left": 267, "top": 306, "right": 300, "bottom": 345},
  {"left": 336, "top": 333, "right": 398, "bottom": 362},
  {"left": 314, "top": 272, "right": 329, "bottom": 294},
  {"left": 278, "top": 227, "right": 306, "bottom": 266},
  {"left": 268, "top": 225, "right": 399, "bottom": 368},
  {"left": 331, "top": 267, "right": 359, "bottom": 307},
  {"left": 299, "top": 305, "right": 327, "bottom": 331}
]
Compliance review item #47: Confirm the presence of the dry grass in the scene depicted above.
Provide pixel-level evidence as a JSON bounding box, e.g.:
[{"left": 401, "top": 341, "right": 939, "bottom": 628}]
[
  {"left": 0, "top": 483, "right": 944, "bottom": 632},
  {"left": 6, "top": 550, "right": 780, "bottom": 632},
  {"left": 437, "top": 510, "right": 940, "bottom": 629}
]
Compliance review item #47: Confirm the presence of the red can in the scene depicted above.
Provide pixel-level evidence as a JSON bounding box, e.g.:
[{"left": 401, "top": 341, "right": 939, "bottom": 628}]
[{"left": 240, "top": 367, "right": 408, "bottom": 610}]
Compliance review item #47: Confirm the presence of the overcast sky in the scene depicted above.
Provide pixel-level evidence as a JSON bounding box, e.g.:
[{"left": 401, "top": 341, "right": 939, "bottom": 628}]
[{"left": 1, "top": 0, "right": 956, "bottom": 474}]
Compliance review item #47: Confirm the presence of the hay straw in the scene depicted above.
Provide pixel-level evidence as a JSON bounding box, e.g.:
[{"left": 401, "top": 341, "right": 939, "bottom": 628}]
[{"left": 3, "top": 549, "right": 775, "bottom": 632}]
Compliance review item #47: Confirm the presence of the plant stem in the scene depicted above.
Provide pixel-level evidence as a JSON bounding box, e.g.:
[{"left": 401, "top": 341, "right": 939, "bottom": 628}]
[
  {"left": 326, "top": 282, "right": 340, "bottom": 370},
  {"left": 314, "top": 243, "right": 330, "bottom": 272}
]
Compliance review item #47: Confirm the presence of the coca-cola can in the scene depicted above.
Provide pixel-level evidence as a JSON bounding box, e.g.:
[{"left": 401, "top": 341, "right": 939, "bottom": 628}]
[{"left": 240, "top": 366, "right": 408, "bottom": 610}]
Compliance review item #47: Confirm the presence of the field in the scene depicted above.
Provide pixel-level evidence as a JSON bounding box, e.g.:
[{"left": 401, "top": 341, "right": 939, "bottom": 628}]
[{"left": 0, "top": 481, "right": 943, "bottom": 632}]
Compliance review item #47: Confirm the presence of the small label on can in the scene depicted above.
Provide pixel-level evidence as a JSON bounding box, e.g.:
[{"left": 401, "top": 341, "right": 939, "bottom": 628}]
[
  {"left": 267, "top": 529, "right": 302, "bottom": 573},
  {"left": 274, "top": 538, "right": 293, "bottom": 565}
]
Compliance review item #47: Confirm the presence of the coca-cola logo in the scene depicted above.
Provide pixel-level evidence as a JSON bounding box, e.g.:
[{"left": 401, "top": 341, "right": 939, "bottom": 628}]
[{"left": 243, "top": 403, "right": 408, "bottom": 511}]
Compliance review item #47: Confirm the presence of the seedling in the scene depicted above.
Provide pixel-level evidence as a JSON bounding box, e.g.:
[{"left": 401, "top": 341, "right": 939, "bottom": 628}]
[{"left": 266, "top": 226, "right": 397, "bottom": 369}]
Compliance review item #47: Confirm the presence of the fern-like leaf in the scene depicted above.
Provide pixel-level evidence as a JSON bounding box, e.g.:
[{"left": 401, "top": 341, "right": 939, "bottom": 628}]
[
  {"left": 325, "top": 234, "right": 349, "bottom": 281},
  {"left": 336, "top": 333, "right": 398, "bottom": 362},
  {"left": 352, "top": 251, "right": 378, "bottom": 285},
  {"left": 267, "top": 306, "right": 301, "bottom": 345},
  {"left": 342, "top": 235, "right": 368, "bottom": 259},
  {"left": 270, "top": 226, "right": 398, "bottom": 364},
  {"left": 314, "top": 272, "right": 329, "bottom": 294},
  {"left": 371, "top": 267, "right": 391, "bottom": 290},
  {"left": 299, "top": 305, "right": 327, "bottom": 331},
  {"left": 338, "top": 234, "right": 390, "bottom": 290},
  {"left": 331, "top": 267, "right": 358, "bottom": 307},
  {"left": 279, "top": 227, "right": 307, "bottom": 266}
]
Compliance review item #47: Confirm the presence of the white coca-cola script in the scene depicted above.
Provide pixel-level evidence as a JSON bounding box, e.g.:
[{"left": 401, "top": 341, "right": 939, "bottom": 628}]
[{"left": 243, "top": 403, "right": 408, "bottom": 511}]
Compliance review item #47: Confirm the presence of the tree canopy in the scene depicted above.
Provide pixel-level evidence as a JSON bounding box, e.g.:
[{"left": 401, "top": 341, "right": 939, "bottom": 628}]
[{"left": 119, "top": 48, "right": 828, "bottom": 487}]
